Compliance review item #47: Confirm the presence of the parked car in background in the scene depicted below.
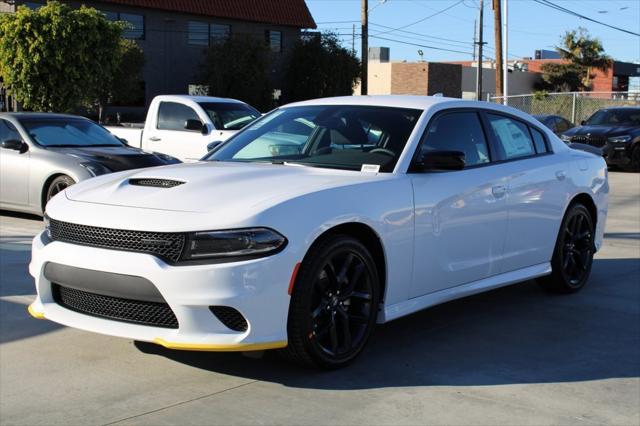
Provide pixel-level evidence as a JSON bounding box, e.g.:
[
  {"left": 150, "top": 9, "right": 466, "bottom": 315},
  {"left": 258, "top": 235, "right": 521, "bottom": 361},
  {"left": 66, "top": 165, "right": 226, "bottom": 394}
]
[
  {"left": 0, "top": 113, "right": 180, "bottom": 215},
  {"left": 533, "top": 114, "right": 574, "bottom": 136},
  {"left": 560, "top": 107, "right": 640, "bottom": 172},
  {"left": 31, "top": 96, "right": 608, "bottom": 369},
  {"left": 106, "top": 95, "right": 261, "bottom": 162}
]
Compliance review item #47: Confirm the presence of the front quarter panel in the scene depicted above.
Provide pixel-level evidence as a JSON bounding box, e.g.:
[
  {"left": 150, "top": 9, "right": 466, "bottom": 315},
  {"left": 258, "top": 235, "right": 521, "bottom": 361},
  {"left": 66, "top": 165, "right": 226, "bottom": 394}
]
[{"left": 253, "top": 175, "right": 415, "bottom": 308}]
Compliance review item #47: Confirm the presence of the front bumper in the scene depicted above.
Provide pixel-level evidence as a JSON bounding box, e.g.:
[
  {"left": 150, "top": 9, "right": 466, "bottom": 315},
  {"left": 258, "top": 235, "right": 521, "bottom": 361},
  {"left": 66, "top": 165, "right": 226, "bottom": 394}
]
[
  {"left": 29, "top": 231, "right": 294, "bottom": 351},
  {"left": 602, "top": 142, "right": 632, "bottom": 166}
]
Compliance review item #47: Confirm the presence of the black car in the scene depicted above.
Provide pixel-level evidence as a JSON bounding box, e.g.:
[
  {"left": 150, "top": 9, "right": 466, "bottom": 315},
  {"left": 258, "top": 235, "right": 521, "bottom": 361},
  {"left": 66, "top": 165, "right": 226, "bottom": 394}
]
[
  {"left": 533, "top": 114, "right": 574, "bottom": 136},
  {"left": 560, "top": 107, "right": 640, "bottom": 172}
]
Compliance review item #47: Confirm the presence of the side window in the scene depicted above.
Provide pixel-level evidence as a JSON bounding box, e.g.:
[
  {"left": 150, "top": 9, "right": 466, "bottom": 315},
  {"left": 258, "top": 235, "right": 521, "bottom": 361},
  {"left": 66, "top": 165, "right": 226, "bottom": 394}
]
[
  {"left": 0, "top": 119, "right": 21, "bottom": 143},
  {"left": 487, "top": 114, "right": 536, "bottom": 160},
  {"left": 530, "top": 127, "right": 548, "bottom": 153},
  {"left": 556, "top": 118, "right": 570, "bottom": 133},
  {"left": 420, "top": 111, "right": 490, "bottom": 167},
  {"left": 157, "top": 102, "right": 201, "bottom": 131}
]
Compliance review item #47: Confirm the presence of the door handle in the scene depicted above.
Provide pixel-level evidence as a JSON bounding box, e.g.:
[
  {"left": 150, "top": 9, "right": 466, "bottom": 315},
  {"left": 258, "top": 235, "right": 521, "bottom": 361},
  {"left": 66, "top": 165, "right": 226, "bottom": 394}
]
[
  {"left": 555, "top": 170, "right": 567, "bottom": 181},
  {"left": 492, "top": 185, "right": 507, "bottom": 198},
  {"left": 149, "top": 136, "right": 161, "bottom": 142}
]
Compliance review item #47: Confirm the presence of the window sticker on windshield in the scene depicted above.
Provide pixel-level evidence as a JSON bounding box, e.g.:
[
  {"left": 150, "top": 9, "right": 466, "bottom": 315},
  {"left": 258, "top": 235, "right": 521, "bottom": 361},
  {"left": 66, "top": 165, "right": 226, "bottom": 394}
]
[
  {"left": 246, "top": 110, "right": 285, "bottom": 131},
  {"left": 361, "top": 164, "right": 380, "bottom": 173}
]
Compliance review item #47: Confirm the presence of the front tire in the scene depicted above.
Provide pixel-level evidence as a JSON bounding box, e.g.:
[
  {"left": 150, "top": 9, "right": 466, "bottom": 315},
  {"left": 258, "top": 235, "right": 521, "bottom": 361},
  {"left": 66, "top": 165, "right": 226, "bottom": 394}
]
[
  {"left": 628, "top": 145, "right": 640, "bottom": 172},
  {"left": 283, "top": 235, "right": 380, "bottom": 369},
  {"left": 538, "top": 203, "right": 595, "bottom": 294},
  {"left": 45, "top": 175, "right": 75, "bottom": 207}
]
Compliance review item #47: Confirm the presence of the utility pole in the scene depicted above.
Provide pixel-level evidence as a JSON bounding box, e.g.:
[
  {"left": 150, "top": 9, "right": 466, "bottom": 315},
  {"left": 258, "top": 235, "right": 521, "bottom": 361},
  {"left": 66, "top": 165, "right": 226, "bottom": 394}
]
[
  {"left": 472, "top": 18, "right": 477, "bottom": 62},
  {"left": 475, "top": 1, "right": 486, "bottom": 101},
  {"left": 493, "top": 0, "right": 503, "bottom": 100},
  {"left": 502, "top": 0, "right": 508, "bottom": 104},
  {"left": 361, "top": 0, "right": 368, "bottom": 95},
  {"left": 352, "top": 24, "right": 356, "bottom": 55}
]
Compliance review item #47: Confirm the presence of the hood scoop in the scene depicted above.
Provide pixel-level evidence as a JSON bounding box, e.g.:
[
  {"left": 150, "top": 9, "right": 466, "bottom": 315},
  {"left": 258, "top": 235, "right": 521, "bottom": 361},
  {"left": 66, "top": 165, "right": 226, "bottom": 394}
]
[{"left": 128, "top": 178, "right": 185, "bottom": 188}]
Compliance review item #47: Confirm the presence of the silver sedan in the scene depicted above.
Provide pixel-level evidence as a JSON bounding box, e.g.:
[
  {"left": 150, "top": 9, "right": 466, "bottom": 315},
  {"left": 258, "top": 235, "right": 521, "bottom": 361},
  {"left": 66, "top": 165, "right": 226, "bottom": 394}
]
[{"left": 0, "top": 113, "right": 179, "bottom": 216}]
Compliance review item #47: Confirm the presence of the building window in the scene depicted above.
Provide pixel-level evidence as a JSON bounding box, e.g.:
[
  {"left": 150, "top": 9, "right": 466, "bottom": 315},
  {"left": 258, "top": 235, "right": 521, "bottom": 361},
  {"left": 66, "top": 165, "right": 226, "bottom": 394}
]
[
  {"left": 210, "top": 24, "right": 231, "bottom": 44},
  {"left": 266, "top": 30, "right": 282, "bottom": 53},
  {"left": 102, "top": 11, "right": 145, "bottom": 40},
  {"left": 188, "top": 21, "right": 209, "bottom": 46},
  {"left": 23, "top": 2, "right": 44, "bottom": 9}
]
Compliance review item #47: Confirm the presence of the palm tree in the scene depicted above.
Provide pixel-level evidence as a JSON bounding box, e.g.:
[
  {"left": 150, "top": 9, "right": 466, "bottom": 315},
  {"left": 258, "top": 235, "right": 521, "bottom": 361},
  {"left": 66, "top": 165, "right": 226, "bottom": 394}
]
[{"left": 556, "top": 27, "right": 612, "bottom": 90}]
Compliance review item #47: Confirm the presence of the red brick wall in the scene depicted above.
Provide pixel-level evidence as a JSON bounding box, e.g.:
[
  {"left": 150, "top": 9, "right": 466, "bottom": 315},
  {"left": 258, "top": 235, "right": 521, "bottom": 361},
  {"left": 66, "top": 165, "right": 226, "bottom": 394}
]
[{"left": 390, "top": 63, "right": 429, "bottom": 94}]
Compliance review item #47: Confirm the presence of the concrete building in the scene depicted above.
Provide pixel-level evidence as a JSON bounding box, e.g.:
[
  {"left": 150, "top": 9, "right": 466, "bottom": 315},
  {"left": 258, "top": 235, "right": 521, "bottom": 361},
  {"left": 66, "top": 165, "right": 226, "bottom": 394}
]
[{"left": 0, "top": 0, "right": 316, "bottom": 112}]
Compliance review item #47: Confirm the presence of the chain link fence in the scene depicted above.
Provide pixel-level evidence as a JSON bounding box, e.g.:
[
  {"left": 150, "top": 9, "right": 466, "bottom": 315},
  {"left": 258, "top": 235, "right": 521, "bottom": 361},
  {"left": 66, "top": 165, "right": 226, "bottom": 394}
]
[{"left": 488, "top": 92, "right": 640, "bottom": 124}]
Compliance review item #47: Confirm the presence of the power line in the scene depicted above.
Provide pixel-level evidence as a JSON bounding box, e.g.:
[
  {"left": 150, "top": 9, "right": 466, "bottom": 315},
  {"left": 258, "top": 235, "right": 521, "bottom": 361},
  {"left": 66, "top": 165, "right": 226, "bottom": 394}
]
[
  {"left": 370, "top": 0, "right": 465, "bottom": 36},
  {"left": 533, "top": 0, "right": 640, "bottom": 37},
  {"left": 369, "top": 34, "right": 474, "bottom": 56}
]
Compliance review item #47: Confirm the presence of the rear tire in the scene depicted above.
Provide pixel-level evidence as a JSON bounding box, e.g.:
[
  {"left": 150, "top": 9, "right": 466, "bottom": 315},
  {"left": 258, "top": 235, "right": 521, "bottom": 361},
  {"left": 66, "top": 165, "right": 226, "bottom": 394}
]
[
  {"left": 282, "top": 235, "right": 380, "bottom": 369},
  {"left": 628, "top": 145, "right": 640, "bottom": 172},
  {"left": 538, "top": 203, "right": 595, "bottom": 294},
  {"left": 45, "top": 175, "right": 75, "bottom": 207}
]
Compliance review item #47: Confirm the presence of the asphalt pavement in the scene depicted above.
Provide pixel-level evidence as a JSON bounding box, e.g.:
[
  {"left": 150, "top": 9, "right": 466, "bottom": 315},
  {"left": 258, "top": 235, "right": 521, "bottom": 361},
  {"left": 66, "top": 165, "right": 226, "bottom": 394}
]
[{"left": 0, "top": 171, "right": 638, "bottom": 425}]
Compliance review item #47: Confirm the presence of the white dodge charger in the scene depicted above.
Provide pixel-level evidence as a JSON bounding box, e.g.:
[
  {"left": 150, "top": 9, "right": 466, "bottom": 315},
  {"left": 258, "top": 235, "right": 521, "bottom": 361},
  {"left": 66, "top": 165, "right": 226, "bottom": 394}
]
[{"left": 29, "top": 96, "right": 608, "bottom": 369}]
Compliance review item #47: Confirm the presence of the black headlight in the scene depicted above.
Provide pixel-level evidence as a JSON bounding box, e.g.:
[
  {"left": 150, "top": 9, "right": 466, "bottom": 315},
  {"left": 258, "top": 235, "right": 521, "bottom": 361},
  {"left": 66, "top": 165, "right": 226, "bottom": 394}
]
[{"left": 182, "top": 228, "right": 287, "bottom": 261}]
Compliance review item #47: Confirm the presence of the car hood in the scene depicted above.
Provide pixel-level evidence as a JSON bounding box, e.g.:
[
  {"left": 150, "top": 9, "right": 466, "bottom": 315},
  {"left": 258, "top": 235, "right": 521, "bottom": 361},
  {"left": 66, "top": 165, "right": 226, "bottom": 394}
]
[
  {"left": 563, "top": 125, "right": 638, "bottom": 137},
  {"left": 64, "top": 161, "right": 384, "bottom": 213},
  {"left": 48, "top": 145, "right": 176, "bottom": 171}
]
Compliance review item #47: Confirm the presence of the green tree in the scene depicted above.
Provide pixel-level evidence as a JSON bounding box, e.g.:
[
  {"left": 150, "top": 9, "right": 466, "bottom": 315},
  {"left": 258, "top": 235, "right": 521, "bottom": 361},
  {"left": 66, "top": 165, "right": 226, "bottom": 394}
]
[
  {"left": 556, "top": 27, "right": 612, "bottom": 90},
  {"left": 536, "top": 62, "right": 584, "bottom": 92},
  {"left": 0, "top": 1, "right": 125, "bottom": 112},
  {"left": 201, "top": 36, "right": 274, "bottom": 111},
  {"left": 284, "top": 32, "right": 360, "bottom": 102}
]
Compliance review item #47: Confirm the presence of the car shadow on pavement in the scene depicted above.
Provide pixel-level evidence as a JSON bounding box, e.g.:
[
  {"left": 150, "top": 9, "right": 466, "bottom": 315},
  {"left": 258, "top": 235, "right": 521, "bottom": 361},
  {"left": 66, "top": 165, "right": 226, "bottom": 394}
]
[{"left": 135, "top": 257, "right": 640, "bottom": 389}]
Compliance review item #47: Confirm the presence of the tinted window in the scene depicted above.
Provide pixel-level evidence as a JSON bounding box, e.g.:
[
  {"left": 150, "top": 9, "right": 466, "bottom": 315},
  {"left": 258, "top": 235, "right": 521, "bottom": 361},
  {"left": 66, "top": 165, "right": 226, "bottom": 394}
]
[
  {"left": 206, "top": 105, "right": 422, "bottom": 172},
  {"left": 530, "top": 127, "right": 548, "bottom": 153},
  {"left": 420, "top": 112, "right": 490, "bottom": 167},
  {"left": 0, "top": 119, "right": 21, "bottom": 143},
  {"left": 197, "top": 102, "right": 260, "bottom": 130},
  {"left": 19, "top": 119, "right": 122, "bottom": 147},
  {"left": 556, "top": 117, "right": 571, "bottom": 132},
  {"left": 487, "top": 114, "right": 536, "bottom": 160},
  {"left": 157, "top": 102, "right": 201, "bottom": 131},
  {"left": 586, "top": 109, "right": 640, "bottom": 126}
]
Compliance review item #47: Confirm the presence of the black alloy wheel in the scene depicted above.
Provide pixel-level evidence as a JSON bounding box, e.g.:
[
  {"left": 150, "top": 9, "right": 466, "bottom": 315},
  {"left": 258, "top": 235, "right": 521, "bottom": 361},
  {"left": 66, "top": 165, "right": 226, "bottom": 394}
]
[
  {"left": 283, "top": 235, "right": 380, "bottom": 369},
  {"left": 539, "top": 203, "right": 595, "bottom": 293},
  {"left": 630, "top": 145, "right": 640, "bottom": 172},
  {"left": 45, "top": 175, "right": 75, "bottom": 205}
]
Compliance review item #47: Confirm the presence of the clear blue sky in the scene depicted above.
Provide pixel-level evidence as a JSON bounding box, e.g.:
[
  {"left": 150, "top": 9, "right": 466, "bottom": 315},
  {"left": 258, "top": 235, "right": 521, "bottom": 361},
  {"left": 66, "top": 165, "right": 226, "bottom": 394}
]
[{"left": 305, "top": 0, "right": 640, "bottom": 64}]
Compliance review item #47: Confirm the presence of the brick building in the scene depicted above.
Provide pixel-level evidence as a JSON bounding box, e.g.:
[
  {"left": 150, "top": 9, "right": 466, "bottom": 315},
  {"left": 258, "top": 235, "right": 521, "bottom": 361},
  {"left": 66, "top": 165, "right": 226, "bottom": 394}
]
[{"left": 0, "top": 0, "right": 316, "bottom": 111}]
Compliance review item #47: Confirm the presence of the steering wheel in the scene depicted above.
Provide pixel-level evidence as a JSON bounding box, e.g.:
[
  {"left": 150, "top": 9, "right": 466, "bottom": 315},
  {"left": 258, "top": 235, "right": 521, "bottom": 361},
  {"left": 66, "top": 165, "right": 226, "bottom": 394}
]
[{"left": 369, "top": 148, "right": 395, "bottom": 157}]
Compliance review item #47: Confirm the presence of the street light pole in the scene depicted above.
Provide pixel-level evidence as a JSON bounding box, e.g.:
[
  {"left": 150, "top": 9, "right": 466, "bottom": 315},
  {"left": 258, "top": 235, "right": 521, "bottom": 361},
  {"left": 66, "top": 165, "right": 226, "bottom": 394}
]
[
  {"left": 503, "top": 0, "right": 508, "bottom": 104},
  {"left": 475, "top": 0, "right": 486, "bottom": 101}
]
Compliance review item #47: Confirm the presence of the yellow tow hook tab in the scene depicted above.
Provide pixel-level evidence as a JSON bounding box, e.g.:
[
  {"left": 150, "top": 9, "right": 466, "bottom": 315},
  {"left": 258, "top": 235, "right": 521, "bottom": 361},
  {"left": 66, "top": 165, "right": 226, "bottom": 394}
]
[{"left": 27, "top": 303, "right": 45, "bottom": 319}]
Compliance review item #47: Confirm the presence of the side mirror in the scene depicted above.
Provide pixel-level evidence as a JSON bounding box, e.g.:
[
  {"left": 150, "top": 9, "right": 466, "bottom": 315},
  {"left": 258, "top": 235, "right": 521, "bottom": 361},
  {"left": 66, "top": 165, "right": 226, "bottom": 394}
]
[
  {"left": 412, "top": 150, "right": 466, "bottom": 172},
  {"left": 184, "top": 119, "right": 204, "bottom": 132},
  {"left": 1, "top": 139, "right": 27, "bottom": 153},
  {"left": 201, "top": 123, "right": 210, "bottom": 136},
  {"left": 117, "top": 137, "right": 129, "bottom": 145},
  {"left": 206, "top": 140, "right": 224, "bottom": 152}
]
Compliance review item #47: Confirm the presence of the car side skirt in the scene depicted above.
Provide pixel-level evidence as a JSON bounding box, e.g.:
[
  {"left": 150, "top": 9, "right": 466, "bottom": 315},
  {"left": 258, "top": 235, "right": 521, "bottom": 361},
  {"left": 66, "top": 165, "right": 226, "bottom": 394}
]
[{"left": 380, "top": 262, "right": 551, "bottom": 323}]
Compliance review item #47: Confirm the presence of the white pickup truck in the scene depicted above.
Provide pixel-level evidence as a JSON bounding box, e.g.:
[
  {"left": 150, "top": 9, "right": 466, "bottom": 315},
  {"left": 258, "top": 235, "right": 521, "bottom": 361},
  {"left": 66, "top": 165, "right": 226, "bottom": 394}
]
[{"left": 106, "top": 95, "right": 261, "bottom": 161}]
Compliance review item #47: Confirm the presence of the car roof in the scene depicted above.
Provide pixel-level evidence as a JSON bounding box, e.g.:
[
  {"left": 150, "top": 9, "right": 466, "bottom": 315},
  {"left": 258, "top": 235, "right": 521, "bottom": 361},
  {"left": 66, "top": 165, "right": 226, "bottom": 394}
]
[
  {"left": 0, "top": 112, "right": 90, "bottom": 120},
  {"left": 153, "top": 95, "right": 246, "bottom": 104},
  {"left": 600, "top": 106, "right": 640, "bottom": 112}
]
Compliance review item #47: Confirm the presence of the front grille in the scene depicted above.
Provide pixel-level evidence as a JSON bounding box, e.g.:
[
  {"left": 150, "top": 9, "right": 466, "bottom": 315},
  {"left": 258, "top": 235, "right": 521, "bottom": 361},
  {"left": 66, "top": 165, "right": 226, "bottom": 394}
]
[
  {"left": 49, "top": 219, "right": 185, "bottom": 263},
  {"left": 52, "top": 284, "right": 179, "bottom": 328},
  {"left": 571, "top": 134, "right": 607, "bottom": 147},
  {"left": 129, "top": 178, "right": 184, "bottom": 188},
  {"left": 209, "top": 306, "right": 248, "bottom": 332}
]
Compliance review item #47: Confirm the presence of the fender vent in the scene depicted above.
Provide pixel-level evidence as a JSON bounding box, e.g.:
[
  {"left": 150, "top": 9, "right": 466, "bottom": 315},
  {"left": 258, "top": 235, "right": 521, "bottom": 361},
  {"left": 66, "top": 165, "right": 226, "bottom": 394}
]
[{"left": 129, "top": 178, "right": 184, "bottom": 188}]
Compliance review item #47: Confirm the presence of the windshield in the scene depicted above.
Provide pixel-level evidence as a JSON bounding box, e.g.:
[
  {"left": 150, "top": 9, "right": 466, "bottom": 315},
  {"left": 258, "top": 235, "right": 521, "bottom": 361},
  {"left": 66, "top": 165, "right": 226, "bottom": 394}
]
[
  {"left": 197, "top": 102, "right": 261, "bottom": 131},
  {"left": 204, "top": 105, "right": 423, "bottom": 172},
  {"left": 585, "top": 109, "right": 640, "bottom": 126},
  {"left": 20, "top": 118, "right": 123, "bottom": 147}
]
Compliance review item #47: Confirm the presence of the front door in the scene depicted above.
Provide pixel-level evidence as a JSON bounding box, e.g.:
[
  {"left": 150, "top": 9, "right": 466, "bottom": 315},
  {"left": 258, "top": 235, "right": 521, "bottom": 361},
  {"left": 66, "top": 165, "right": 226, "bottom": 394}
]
[
  {"left": 0, "top": 119, "right": 30, "bottom": 207},
  {"left": 410, "top": 110, "right": 509, "bottom": 297},
  {"left": 145, "top": 101, "right": 211, "bottom": 161}
]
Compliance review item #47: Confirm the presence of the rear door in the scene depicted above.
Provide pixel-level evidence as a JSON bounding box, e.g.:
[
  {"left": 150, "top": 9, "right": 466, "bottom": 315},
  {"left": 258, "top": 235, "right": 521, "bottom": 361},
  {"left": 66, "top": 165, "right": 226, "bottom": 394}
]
[
  {"left": 410, "top": 110, "right": 509, "bottom": 297},
  {"left": 144, "top": 101, "right": 210, "bottom": 161},
  {"left": 483, "top": 112, "right": 569, "bottom": 272}
]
